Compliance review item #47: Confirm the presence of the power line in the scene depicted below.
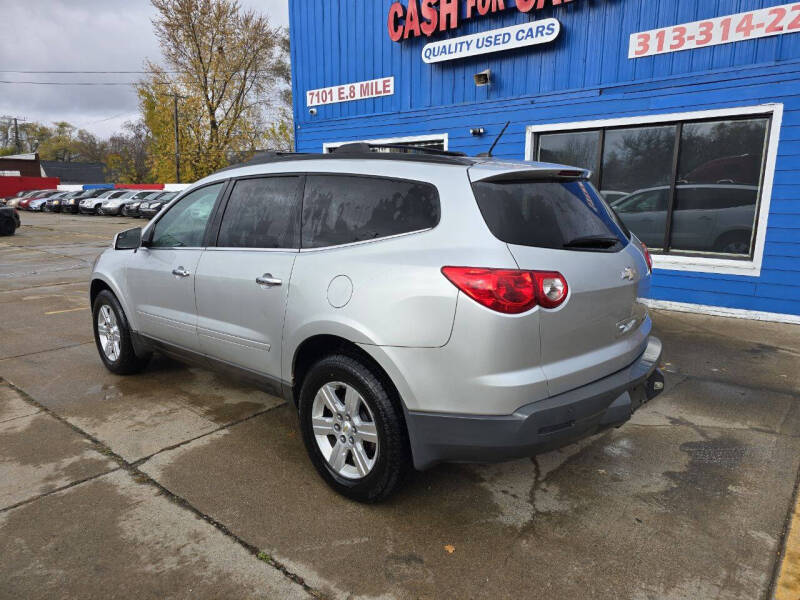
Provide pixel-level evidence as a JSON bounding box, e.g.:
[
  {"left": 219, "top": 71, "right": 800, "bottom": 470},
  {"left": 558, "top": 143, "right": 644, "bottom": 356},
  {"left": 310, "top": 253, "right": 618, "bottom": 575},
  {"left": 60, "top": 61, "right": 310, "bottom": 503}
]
[
  {"left": 0, "top": 76, "right": 279, "bottom": 87},
  {"left": 0, "top": 80, "right": 172, "bottom": 86},
  {"left": 0, "top": 69, "right": 278, "bottom": 74},
  {"left": 0, "top": 70, "right": 183, "bottom": 74}
]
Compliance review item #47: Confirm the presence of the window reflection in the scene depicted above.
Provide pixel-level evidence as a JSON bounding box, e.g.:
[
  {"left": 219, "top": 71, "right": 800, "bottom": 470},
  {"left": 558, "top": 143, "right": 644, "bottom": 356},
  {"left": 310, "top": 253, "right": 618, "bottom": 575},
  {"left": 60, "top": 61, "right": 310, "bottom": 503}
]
[
  {"left": 217, "top": 177, "right": 301, "bottom": 249},
  {"left": 670, "top": 119, "right": 767, "bottom": 255},
  {"left": 151, "top": 184, "right": 222, "bottom": 248},
  {"left": 302, "top": 176, "right": 440, "bottom": 248},
  {"left": 610, "top": 187, "right": 669, "bottom": 250},
  {"left": 534, "top": 116, "right": 769, "bottom": 258},
  {"left": 537, "top": 131, "right": 601, "bottom": 187}
]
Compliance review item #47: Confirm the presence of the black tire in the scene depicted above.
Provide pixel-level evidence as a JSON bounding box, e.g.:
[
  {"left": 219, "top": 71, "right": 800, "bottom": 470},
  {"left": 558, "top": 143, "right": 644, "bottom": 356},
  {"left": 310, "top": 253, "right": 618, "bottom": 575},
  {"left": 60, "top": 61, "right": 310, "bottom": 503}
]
[
  {"left": 714, "top": 230, "right": 751, "bottom": 255},
  {"left": 298, "top": 354, "right": 411, "bottom": 503},
  {"left": 0, "top": 219, "right": 15, "bottom": 236},
  {"left": 92, "top": 289, "right": 151, "bottom": 375}
]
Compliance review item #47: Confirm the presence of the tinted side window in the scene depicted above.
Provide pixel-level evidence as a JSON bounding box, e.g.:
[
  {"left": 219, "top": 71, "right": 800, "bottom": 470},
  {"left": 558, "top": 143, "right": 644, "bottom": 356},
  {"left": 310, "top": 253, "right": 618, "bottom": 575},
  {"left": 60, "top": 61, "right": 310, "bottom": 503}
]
[
  {"left": 302, "top": 175, "right": 440, "bottom": 249},
  {"left": 614, "top": 189, "right": 669, "bottom": 214},
  {"left": 472, "top": 179, "right": 626, "bottom": 251},
  {"left": 217, "top": 177, "right": 301, "bottom": 249},
  {"left": 150, "top": 183, "right": 223, "bottom": 248}
]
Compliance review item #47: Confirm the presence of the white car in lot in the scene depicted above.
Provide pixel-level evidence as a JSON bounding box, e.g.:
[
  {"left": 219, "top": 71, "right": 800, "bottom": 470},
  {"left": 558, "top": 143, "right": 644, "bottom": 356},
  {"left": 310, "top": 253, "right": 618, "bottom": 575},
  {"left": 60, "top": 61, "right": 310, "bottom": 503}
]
[
  {"left": 97, "top": 191, "right": 153, "bottom": 216},
  {"left": 80, "top": 190, "right": 129, "bottom": 215}
]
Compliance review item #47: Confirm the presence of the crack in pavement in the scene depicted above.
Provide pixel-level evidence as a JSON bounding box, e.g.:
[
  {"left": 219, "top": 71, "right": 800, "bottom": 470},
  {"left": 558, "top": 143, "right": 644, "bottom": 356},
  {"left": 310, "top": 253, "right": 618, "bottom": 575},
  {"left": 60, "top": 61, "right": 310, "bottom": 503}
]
[
  {"left": 129, "top": 402, "right": 289, "bottom": 468},
  {"left": 0, "top": 466, "right": 122, "bottom": 515},
  {"left": 0, "top": 280, "right": 86, "bottom": 293},
  {"left": 663, "top": 370, "right": 800, "bottom": 401},
  {"left": 0, "top": 341, "right": 94, "bottom": 362},
  {"left": 0, "top": 264, "right": 88, "bottom": 278},
  {"left": 0, "top": 244, "right": 96, "bottom": 265},
  {"left": 0, "top": 378, "right": 330, "bottom": 600}
]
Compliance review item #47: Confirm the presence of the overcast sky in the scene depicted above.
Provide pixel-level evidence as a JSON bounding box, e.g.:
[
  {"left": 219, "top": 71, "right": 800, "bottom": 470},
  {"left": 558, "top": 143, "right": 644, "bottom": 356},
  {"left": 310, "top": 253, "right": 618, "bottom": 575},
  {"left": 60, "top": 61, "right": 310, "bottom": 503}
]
[{"left": 0, "top": 0, "right": 289, "bottom": 139}]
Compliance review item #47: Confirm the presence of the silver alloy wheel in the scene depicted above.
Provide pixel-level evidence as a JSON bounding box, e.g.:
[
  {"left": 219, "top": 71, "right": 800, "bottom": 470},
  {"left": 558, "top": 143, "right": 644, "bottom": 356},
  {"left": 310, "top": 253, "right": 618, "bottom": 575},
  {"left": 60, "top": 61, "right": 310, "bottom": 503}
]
[
  {"left": 96, "top": 305, "right": 121, "bottom": 362},
  {"left": 311, "top": 381, "right": 379, "bottom": 479}
]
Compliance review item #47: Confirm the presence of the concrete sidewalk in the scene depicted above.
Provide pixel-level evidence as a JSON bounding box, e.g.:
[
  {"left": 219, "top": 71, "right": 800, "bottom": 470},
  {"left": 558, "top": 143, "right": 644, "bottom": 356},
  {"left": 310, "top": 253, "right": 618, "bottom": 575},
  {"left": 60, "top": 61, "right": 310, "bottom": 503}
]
[{"left": 1, "top": 213, "right": 798, "bottom": 599}]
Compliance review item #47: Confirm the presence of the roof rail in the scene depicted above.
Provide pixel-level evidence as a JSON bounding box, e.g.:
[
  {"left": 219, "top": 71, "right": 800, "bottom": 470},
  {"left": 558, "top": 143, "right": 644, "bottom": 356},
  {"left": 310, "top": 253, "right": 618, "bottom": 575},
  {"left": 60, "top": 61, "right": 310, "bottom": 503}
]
[
  {"left": 211, "top": 144, "right": 476, "bottom": 175},
  {"left": 332, "top": 142, "right": 467, "bottom": 157}
]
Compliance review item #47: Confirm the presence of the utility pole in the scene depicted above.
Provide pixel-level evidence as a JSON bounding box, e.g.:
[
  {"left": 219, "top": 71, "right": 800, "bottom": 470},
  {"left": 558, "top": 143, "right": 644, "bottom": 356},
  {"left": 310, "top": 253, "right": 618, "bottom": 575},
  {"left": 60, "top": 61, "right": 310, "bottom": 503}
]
[
  {"left": 166, "top": 93, "right": 187, "bottom": 183},
  {"left": 1, "top": 115, "right": 27, "bottom": 153},
  {"left": 13, "top": 118, "right": 20, "bottom": 153}
]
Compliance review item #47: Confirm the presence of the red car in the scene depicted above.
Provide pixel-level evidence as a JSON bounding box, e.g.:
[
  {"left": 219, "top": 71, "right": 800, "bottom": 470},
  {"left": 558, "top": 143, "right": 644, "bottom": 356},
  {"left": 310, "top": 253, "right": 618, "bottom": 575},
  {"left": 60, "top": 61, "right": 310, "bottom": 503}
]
[{"left": 19, "top": 190, "right": 58, "bottom": 210}]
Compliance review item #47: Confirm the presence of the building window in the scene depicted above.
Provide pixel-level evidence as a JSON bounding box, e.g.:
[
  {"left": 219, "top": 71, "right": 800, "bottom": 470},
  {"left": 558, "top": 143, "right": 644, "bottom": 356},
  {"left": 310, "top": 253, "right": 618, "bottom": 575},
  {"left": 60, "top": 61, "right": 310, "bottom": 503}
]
[
  {"left": 323, "top": 134, "right": 448, "bottom": 154},
  {"left": 533, "top": 115, "right": 770, "bottom": 260}
]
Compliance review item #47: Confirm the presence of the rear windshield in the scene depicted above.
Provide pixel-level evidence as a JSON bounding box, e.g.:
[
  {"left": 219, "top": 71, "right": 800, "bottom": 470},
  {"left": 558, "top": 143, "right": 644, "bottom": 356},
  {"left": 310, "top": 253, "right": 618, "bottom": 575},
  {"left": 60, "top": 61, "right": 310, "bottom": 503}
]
[{"left": 472, "top": 179, "right": 629, "bottom": 251}]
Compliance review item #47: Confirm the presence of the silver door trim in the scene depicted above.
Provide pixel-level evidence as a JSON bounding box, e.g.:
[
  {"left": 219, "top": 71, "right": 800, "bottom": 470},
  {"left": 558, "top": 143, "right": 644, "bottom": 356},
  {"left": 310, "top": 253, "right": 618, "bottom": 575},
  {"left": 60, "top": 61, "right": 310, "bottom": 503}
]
[
  {"left": 197, "top": 326, "right": 271, "bottom": 352},
  {"left": 298, "top": 227, "right": 434, "bottom": 253}
]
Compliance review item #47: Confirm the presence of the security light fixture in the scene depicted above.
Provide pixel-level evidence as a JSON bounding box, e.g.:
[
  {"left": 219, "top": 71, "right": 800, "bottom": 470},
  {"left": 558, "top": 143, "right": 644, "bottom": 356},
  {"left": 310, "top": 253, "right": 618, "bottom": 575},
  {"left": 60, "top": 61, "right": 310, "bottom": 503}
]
[
  {"left": 470, "top": 127, "right": 485, "bottom": 136},
  {"left": 309, "top": 107, "right": 318, "bottom": 115},
  {"left": 474, "top": 69, "right": 491, "bottom": 87}
]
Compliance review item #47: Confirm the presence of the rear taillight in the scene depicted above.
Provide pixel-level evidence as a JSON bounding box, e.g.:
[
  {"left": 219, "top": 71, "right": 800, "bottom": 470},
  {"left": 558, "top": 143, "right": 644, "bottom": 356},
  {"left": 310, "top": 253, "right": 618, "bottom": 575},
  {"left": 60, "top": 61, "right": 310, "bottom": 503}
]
[
  {"left": 441, "top": 267, "right": 568, "bottom": 314},
  {"left": 533, "top": 271, "right": 569, "bottom": 308},
  {"left": 641, "top": 243, "right": 653, "bottom": 274}
]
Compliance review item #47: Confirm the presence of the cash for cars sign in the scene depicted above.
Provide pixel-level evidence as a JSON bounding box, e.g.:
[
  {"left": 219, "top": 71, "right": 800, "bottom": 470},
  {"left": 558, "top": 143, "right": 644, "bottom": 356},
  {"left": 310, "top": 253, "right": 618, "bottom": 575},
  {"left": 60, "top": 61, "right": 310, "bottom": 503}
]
[{"left": 422, "top": 18, "right": 559, "bottom": 63}]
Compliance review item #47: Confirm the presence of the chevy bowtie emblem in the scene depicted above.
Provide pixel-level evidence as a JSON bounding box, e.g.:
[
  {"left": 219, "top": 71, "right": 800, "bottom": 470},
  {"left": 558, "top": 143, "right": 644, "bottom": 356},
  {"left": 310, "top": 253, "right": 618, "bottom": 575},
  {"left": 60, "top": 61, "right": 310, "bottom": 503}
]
[{"left": 621, "top": 267, "right": 637, "bottom": 281}]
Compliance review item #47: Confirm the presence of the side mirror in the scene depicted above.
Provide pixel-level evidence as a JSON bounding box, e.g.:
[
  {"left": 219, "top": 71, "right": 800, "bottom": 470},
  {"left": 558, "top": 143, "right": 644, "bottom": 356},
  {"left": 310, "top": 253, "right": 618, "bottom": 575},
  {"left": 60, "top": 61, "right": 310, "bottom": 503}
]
[{"left": 114, "top": 227, "right": 142, "bottom": 250}]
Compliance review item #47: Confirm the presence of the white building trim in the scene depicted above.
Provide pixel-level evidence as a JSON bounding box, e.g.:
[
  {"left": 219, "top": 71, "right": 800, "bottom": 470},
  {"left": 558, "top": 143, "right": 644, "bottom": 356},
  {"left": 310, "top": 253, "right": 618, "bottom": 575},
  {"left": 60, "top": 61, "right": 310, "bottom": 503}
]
[
  {"left": 525, "top": 103, "right": 784, "bottom": 277},
  {"left": 641, "top": 298, "right": 800, "bottom": 325}
]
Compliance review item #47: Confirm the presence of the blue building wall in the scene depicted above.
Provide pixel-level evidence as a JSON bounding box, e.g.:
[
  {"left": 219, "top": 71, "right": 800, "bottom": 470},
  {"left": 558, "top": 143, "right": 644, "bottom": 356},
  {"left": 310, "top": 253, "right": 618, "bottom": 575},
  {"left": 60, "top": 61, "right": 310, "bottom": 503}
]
[{"left": 289, "top": 0, "right": 800, "bottom": 317}]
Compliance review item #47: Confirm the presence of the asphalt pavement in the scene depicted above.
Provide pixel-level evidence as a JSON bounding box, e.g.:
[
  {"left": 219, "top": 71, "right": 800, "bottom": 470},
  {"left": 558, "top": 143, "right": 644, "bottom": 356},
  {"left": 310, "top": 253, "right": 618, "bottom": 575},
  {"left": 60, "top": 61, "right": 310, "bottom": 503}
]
[{"left": 1, "top": 212, "right": 798, "bottom": 599}]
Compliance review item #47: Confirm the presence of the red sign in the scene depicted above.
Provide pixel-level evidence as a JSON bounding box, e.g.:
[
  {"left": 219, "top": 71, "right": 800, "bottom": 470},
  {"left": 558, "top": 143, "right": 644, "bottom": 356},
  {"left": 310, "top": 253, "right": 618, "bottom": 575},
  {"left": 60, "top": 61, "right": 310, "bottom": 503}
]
[{"left": 388, "top": 0, "right": 578, "bottom": 41}]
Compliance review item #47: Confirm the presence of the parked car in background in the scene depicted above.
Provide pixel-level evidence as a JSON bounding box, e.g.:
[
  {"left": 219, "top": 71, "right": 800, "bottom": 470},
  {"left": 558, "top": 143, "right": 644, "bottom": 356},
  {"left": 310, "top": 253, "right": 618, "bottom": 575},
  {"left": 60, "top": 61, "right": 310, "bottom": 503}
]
[
  {"left": 138, "top": 192, "right": 177, "bottom": 218},
  {"left": 610, "top": 184, "right": 758, "bottom": 255},
  {"left": 0, "top": 206, "right": 20, "bottom": 235},
  {"left": 62, "top": 189, "right": 110, "bottom": 214},
  {"left": 18, "top": 190, "right": 58, "bottom": 210},
  {"left": 5, "top": 191, "right": 33, "bottom": 208},
  {"left": 98, "top": 191, "right": 153, "bottom": 216},
  {"left": 121, "top": 191, "right": 162, "bottom": 217},
  {"left": 1, "top": 190, "right": 40, "bottom": 206},
  {"left": 89, "top": 148, "right": 663, "bottom": 502},
  {"left": 28, "top": 196, "right": 52, "bottom": 211},
  {"left": 44, "top": 191, "right": 78, "bottom": 212},
  {"left": 80, "top": 190, "right": 128, "bottom": 214}
]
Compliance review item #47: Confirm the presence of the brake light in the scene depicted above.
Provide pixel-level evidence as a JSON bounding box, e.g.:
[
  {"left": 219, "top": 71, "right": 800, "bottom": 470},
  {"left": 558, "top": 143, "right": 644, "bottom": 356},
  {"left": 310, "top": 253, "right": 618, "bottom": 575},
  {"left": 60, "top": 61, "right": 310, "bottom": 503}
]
[
  {"left": 441, "top": 267, "right": 568, "bottom": 314},
  {"left": 641, "top": 243, "right": 653, "bottom": 274}
]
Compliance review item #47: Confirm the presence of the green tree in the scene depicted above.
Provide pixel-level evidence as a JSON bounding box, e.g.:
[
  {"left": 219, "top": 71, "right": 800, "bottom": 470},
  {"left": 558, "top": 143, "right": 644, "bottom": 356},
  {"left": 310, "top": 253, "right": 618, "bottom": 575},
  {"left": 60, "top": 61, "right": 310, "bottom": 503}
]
[{"left": 138, "top": 0, "right": 292, "bottom": 181}]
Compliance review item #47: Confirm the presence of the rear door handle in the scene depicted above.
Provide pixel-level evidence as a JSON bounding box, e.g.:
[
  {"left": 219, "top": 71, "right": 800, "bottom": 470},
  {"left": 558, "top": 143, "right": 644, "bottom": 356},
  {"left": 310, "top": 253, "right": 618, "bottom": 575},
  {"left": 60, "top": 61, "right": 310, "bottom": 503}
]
[
  {"left": 256, "top": 273, "right": 282, "bottom": 287},
  {"left": 172, "top": 267, "right": 191, "bottom": 278}
]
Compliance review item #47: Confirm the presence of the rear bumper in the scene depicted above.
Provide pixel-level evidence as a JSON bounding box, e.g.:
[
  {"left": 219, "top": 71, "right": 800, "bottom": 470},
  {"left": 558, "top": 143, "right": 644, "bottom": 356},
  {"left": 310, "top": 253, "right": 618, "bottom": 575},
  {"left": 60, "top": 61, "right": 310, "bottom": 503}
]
[{"left": 406, "top": 336, "right": 663, "bottom": 470}]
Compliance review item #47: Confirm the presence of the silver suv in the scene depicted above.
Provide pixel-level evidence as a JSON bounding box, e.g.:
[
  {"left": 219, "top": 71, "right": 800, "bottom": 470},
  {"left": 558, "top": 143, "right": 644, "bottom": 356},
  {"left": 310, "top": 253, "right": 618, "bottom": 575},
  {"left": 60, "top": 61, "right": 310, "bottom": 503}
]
[{"left": 90, "top": 146, "right": 664, "bottom": 502}]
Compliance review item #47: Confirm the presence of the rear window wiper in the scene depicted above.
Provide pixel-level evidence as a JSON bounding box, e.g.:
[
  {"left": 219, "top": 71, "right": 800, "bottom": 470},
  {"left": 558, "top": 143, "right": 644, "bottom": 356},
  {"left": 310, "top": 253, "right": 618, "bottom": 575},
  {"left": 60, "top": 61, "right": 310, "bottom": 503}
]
[{"left": 562, "top": 235, "right": 620, "bottom": 249}]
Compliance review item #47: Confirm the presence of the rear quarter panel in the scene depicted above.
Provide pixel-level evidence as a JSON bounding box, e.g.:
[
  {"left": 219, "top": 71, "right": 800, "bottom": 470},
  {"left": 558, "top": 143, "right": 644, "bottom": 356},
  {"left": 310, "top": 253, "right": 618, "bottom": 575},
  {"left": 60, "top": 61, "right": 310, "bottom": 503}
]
[{"left": 281, "top": 160, "right": 518, "bottom": 385}]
